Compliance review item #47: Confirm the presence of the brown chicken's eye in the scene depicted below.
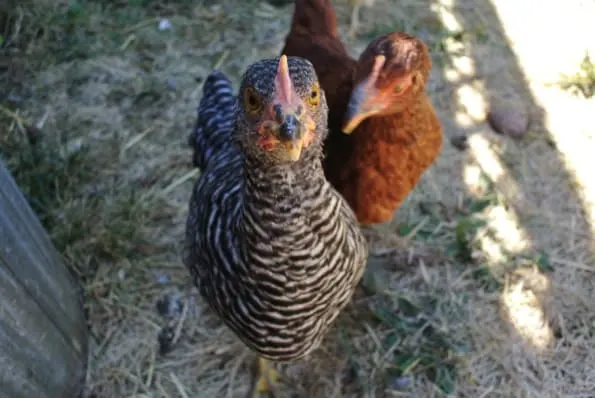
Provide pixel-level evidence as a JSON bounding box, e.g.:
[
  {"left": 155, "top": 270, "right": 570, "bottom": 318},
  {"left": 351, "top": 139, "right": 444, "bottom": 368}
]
[
  {"left": 308, "top": 83, "right": 320, "bottom": 107},
  {"left": 244, "top": 87, "right": 262, "bottom": 114}
]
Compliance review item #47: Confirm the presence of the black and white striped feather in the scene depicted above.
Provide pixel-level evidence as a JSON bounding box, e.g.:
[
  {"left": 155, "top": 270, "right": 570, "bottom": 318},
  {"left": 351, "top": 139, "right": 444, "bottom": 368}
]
[
  {"left": 185, "top": 59, "right": 368, "bottom": 362},
  {"left": 188, "top": 71, "right": 237, "bottom": 170}
]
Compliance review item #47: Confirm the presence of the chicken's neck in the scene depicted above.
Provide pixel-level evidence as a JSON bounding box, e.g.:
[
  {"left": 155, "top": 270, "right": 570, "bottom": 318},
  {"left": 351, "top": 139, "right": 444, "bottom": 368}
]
[
  {"left": 238, "top": 153, "right": 331, "bottom": 271},
  {"left": 241, "top": 153, "right": 327, "bottom": 223},
  {"left": 365, "top": 93, "right": 431, "bottom": 144}
]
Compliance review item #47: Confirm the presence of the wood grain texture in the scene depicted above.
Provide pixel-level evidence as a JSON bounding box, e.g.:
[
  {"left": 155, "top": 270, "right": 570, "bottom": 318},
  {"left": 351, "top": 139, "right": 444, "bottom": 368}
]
[{"left": 0, "top": 159, "right": 88, "bottom": 398}]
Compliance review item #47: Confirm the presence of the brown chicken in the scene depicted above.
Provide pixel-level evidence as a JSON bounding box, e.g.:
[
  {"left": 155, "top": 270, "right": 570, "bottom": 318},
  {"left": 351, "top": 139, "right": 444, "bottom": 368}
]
[{"left": 281, "top": 0, "right": 443, "bottom": 228}]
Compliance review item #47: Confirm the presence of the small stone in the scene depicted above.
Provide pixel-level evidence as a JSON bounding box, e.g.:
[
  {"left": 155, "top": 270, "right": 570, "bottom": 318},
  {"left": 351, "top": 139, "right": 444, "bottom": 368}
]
[
  {"left": 487, "top": 97, "right": 530, "bottom": 139},
  {"left": 154, "top": 271, "right": 169, "bottom": 284},
  {"left": 157, "top": 326, "right": 176, "bottom": 355},
  {"left": 390, "top": 375, "right": 412, "bottom": 390},
  {"left": 156, "top": 293, "right": 183, "bottom": 318},
  {"left": 7, "top": 93, "right": 23, "bottom": 104},
  {"left": 450, "top": 134, "right": 469, "bottom": 150},
  {"left": 157, "top": 19, "right": 172, "bottom": 31},
  {"left": 25, "top": 125, "right": 43, "bottom": 146}
]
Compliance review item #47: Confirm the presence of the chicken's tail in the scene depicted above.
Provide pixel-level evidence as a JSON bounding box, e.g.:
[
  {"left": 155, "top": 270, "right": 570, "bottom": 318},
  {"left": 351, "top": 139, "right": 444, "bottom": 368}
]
[
  {"left": 290, "top": 0, "right": 339, "bottom": 38},
  {"left": 188, "top": 71, "right": 236, "bottom": 170}
]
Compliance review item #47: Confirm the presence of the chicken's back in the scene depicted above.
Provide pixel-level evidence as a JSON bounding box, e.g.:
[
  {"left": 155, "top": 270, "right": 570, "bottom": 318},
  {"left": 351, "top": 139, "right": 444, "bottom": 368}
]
[
  {"left": 188, "top": 71, "right": 240, "bottom": 172},
  {"left": 185, "top": 71, "right": 244, "bottom": 290},
  {"left": 281, "top": 0, "right": 355, "bottom": 111},
  {"left": 281, "top": 0, "right": 361, "bottom": 193}
]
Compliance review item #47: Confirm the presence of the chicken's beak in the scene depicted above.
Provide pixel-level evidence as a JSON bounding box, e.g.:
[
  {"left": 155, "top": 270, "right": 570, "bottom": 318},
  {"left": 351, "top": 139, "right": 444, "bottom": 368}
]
[
  {"left": 275, "top": 111, "right": 307, "bottom": 162},
  {"left": 281, "top": 135, "right": 305, "bottom": 161},
  {"left": 342, "top": 84, "right": 384, "bottom": 134},
  {"left": 342, "top": 55, "right": 387, "bottom": 134},
  {"left": 266, "top": 55, "right": 314, "bottom": 162}
]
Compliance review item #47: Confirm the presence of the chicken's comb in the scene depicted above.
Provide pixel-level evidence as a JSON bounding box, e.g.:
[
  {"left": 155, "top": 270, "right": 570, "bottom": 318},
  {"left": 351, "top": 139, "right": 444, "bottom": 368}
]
[{"left": 275, "top": 55, "right": 293, "bottom": 104}]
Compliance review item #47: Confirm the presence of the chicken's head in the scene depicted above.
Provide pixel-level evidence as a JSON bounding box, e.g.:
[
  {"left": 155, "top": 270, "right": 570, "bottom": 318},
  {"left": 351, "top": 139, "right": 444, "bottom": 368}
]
[
  {"left": 342, "top": 32, "right": 431, "bottom": 134},
  {"left": 236, "top": 55, "right": 328, "bottom": 165}
]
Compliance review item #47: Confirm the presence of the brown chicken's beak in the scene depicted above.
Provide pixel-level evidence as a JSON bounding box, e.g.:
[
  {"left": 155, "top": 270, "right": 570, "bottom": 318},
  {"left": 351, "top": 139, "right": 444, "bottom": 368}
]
[
  {"left": 342, "top": 55, "right": 387, "bottom": 134},
  {"left": 342, "top": 84, "right": 383, "bottom": 134},
  {"left": 267, "top": 54, "right": 313, "bottom": 162}
]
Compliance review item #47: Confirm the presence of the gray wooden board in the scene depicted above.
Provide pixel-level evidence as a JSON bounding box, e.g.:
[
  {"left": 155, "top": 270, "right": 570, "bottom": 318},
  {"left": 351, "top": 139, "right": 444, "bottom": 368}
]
[{"left": 0, "top": 159, "right": 88, "bottom": 397}]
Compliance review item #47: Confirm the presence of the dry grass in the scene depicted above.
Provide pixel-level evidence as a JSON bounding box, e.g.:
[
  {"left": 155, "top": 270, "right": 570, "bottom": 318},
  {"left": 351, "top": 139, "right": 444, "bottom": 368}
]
[{"left": 1, "top": 0, "right": 594, "bottom": 397}]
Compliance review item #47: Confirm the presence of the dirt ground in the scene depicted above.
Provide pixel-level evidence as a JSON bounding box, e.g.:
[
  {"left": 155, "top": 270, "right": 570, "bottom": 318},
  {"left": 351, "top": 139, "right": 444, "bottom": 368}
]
[{"left": 1, "top": 0, "right": 594, "bottom": 397}]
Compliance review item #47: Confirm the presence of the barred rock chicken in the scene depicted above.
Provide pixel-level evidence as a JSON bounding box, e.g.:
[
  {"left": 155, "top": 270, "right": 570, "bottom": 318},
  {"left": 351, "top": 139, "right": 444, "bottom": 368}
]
[
  {"left": 282, "top": 0, "right": 443, "bottom": 228},
  {"left": 185, "top": 55, "right": 368, "bottom": 397}
]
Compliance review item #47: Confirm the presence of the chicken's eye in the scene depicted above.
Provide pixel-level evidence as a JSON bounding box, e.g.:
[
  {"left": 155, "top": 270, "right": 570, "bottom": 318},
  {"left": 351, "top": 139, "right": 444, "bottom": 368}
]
[
  {"left": 244, "top": 87, "right": 262, "bottom": 114},
  {"left": 308, "top": 83, "right": 320, "bottom": 107}
]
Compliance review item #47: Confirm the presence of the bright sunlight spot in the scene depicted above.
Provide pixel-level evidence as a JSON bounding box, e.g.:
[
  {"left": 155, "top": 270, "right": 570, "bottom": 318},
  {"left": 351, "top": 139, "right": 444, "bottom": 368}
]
[
  {"left": 434, "top": 0, "right": 461, "bottom": 31},
  {"left": 492, "top": 0, "right": 595, "bottom": 242},
  {"left": 500, "top": 274, "right": 554, "bottom": 350},
  {"left": 456, "top": 83, "right": 488, "bottom": 121},
  {"left": 437, "top": 0, "right": 554, "bottom": 353},
  {"left": 466, "top": 134, "right": 530, "bottom": 255}
]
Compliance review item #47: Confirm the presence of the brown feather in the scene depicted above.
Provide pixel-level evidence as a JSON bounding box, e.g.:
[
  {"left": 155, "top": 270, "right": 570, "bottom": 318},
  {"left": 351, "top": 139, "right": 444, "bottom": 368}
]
[
  {"left": 281, "top": 1, "right": 443, "bottom": 226},
  {"left": 335, "top": 94, "right": 443, "bottom": 225}
]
